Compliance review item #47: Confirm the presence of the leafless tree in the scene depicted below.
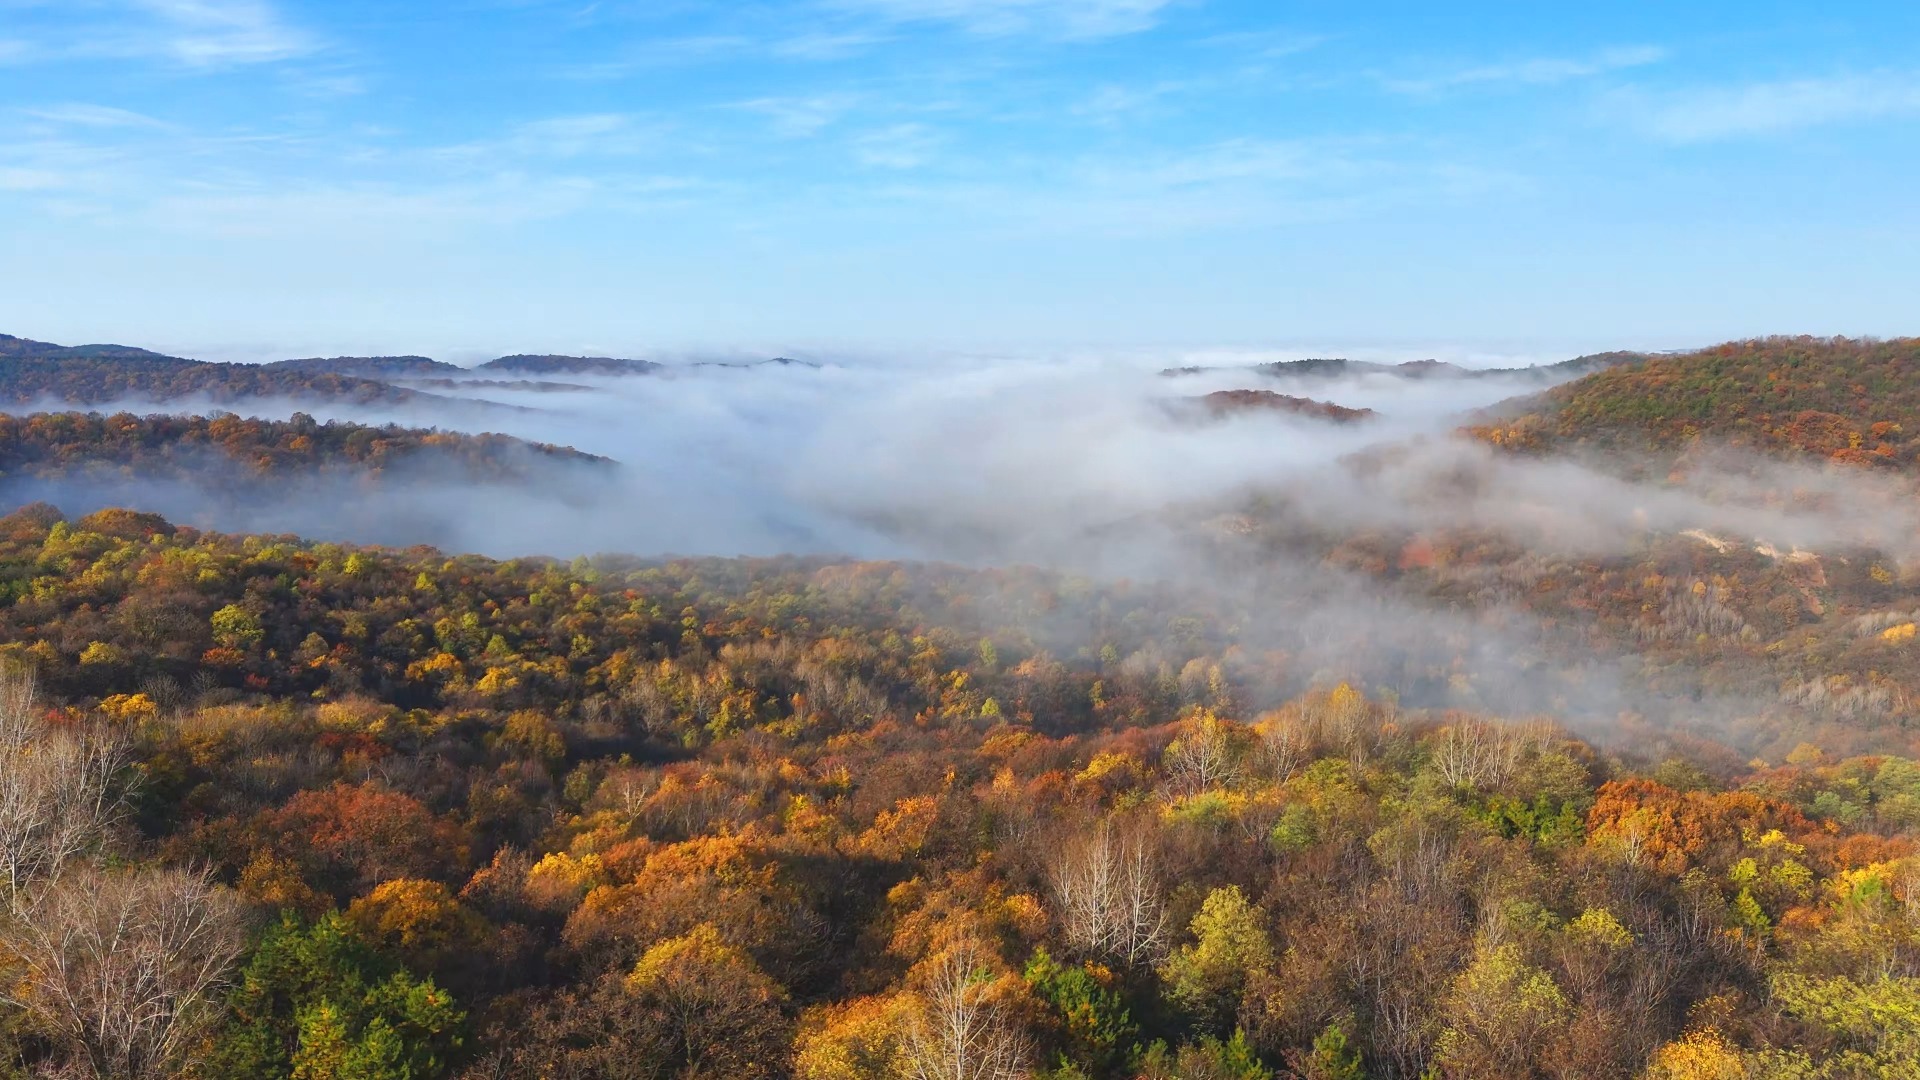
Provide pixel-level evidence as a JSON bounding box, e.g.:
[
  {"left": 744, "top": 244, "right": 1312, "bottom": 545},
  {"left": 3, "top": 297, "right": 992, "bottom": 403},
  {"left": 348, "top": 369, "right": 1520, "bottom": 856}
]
[
  {"left": 1, "top": 865, "right": 245, "bottom": 1080},
  {"left": 1317, "top": 687, "right": 1385, "bottom": 772},
  {"left": 1048, "top": 817, "right": 1168, "bottom": 969},
  {"left": 1260, "top": 710, "right": 1317, "bottom": 782},
  {"left": 1428, "top": 719, "right": 1519, "bottom": 791},
  {"left": 1162, "top": 712, "right": 1242, "bottom": 796},
  {"left": 903, "top": 941, "right": 1031, "bottom": 1080},
  {"left": 1428, "top": 718, "right": 1558, "bottom": 791},
  {"left": 0, "top": 673, "right": 133, "bottom": 911}
]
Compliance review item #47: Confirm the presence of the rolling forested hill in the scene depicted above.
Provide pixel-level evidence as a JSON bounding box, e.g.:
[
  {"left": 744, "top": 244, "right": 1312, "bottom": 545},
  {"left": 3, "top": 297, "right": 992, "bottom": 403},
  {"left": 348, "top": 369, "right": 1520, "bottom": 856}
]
[
  {"left": 1258, "top": 352, "right": 1646, "bottom": 382},
  {"left": 0, "top": 335, "right": 428, "bottom": 407},
  {"left": 478, "top": 354, "right": 664, "bottom": 376},
  {"left": 1161, "top": 352, "right": 1646, "bottom": 383},
  {"left": 0, "top": 504, "right": 1915, "bottom": 1078},
  {"left": 3, "top": 336, "right": 1920, "bottom": 1080},
  {"left": 0, "top": 411, "right": 609, "bottom": 484},
  {"left": 1191, "top": 389, "right": 1377, "bottom": 423},
  {"left": 264, "top": 355, "right": 467, "bottom": 379},
  {"left": 0, "top": 412, "right": 615, "bottom": 550},
  {"left": 0, "top": 332, "right": 188, "bottom": 364},
  {"left": 1472, "top": 337, "right": 1920, "bottom": 467}
]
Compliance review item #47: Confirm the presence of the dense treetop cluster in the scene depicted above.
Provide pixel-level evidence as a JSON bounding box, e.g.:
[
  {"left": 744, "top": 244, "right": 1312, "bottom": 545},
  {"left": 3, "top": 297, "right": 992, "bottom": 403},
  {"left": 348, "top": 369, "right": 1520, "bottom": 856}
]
[
  {"left": 3, "top": 334, "right": 1920, "bottom": 1078},
  {"left": 0, "top": 411, "right": 609, "bottom": 488},
  {"left": 0, "top": 502, "right": 1914, "bottom": 1077},
  {"left": 0, "top": 337, "right": 425, "bottom": 407},
  {"left": 1472, "top": 337, "right": 1920, "bottom": 467},
  {"left": 1193, "top": 391, "right": 1376, "bottom": 424}
]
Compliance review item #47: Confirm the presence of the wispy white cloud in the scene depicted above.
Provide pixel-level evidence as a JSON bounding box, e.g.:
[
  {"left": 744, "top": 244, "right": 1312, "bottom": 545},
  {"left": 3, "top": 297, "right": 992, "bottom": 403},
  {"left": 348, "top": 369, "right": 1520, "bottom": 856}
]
[
  {"left": 734, "top": 95, "right": 861, "bottom": 138},
  {"left": 1072, "top": 80, "right": 1189, "bottom": 123},
  {"left": 1384, "top": 44, "right": 1667, "bottom": 95},
  {"left": 0, "top": 167, "right": 70, "bottom": 191},
  {"left": 439, "top": 113, "right": 665, "bottom": 161},
  {"left": 850, "top": 134, "right": 1522, "bottom": 239},
  {"left": 555, "top": 0, "right": 1162, "bottom": 78},
  {"left": 852, "top": 122, "right": 944, "bottom": 168},
  {"left": 144, "top": 177, "right": 607, "bottom": 237},
  {"left": 558, "top": 26, "right": 893, "bottom": 77},
  {"left": 0, "top": 127, "right": 133, "bottom": 199},
  {"left": 1, "top": 0, "right": 317, "bottom": 69},
  {"left": 20, "top": 103, "right": 172, "bottom": 129},
  {"left": 1103, "top": 136, "right": 1327, "bottom": 189},
  {"left": 1610, "top": 72, "right": 1920, "bottom": 142},
  {"left": 554, "top": 34, "right": 760, "bottom": 79},
  {"left": 769, "top": 30, "right": 889, "bottom": 60},
  {"left": 282, "top": 71, "right": 369, "bottom": 99},
  {"left": 114, "top": 0, "right": 317, "bottom": 67},
  {"left": 1197, "top": 28, "right": 1328, "bottom": 59},
  {"left": 0, "top": 102, "right": 705, "bottom": 243},
  {"left": 509, "top": 114, "right": 643, "bottom": 155},
  {"left": 829, "top": 0, "right": 1174, "bottom": 39}
]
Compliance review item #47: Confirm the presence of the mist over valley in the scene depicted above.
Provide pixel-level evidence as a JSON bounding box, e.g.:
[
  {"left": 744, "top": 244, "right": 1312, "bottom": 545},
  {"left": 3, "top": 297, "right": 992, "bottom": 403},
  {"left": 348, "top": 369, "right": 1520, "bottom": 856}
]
[{"left": 7, "top": 2, "right": 1920, "bottom": 1075}]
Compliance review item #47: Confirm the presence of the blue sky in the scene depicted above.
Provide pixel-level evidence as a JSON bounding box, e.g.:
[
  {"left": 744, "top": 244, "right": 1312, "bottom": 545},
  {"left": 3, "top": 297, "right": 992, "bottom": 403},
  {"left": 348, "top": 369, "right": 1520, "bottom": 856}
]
[{"left": 2, "top": 0, "right": 1918, "bottom": 360}]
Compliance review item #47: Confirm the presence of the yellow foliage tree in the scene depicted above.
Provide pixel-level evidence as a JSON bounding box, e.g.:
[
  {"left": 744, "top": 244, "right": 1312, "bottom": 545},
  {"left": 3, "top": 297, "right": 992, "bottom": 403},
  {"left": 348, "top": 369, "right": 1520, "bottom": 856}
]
[
  {"left": 1642, "top": 1028, "right": 1748, "bottom": 1079},
  {"left": 345, "top": 878, "right": 488, "bottom": 971},
  {"left": 625, "top": 923, "right": 790, "bottom": 1079},
  {"left": 793, "top": 995, "right": 915, "bottom": 1080}
]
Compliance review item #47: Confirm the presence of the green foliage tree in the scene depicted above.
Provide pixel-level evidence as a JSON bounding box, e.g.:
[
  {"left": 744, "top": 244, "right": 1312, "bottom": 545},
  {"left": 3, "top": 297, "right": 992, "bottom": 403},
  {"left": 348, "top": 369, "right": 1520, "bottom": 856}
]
[
  {"left": 1025, "top": 948, "right": 1137, "bottom": 1077},
  {"left": 1432, "top": 941, "right": 1570, "bottom": 1078},
  {"left": 1137, "top": 1030, "right": 1271, "bottom": 1080},
  {"left": 210, "top": 604, "right": 263, "bottom": 650},
  {"left": 1159, "top": 887, "right": 1273, "bottom": 1032},
  {"left": 205, "top": 913, "right": 465, "bottom": 1080},
  {"left": 1304, "top": 1023, "right": 1365, "bottom": 1080},
  {"left": 1745, "top": 973, "right": 1920, "bottom": 1077}
]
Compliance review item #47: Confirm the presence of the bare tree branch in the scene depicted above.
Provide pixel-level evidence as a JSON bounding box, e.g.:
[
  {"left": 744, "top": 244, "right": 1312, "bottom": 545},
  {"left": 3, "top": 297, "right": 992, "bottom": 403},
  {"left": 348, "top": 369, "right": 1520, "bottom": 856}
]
[{"left": 2, "top": 865, "right": 245, "bottom": 1080}]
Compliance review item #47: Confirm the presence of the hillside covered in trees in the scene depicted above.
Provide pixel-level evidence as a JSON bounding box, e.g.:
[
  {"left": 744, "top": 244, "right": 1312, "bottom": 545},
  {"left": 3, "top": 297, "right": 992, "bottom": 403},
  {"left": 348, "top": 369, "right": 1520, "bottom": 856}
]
[
  {"left": 1, "top": 335, "right": 1919, "bottom": 1079},
  {"left": 0, "top": 337, "right": 430, "bottom": 408},
  {"left": 0, "top": 334, "right": 777, "bottom": 409},
  {"left": 0, "top": 411, "right": 608, "bottom": 483},
  {"left": 1161, "top": 352, "right": 1645, "bottom": 384},
  {"left": 478, "top": 355, "right": 664, "bottom": 376},
  {"left": 0, "top": 411, "right": 613, "bottom": 524},
  {"left": 0, "top": 505, "right": 1916, "bottom": 1080},
  {"left": 264, "top": 356, "right": 467, "bottom": 379},
  {"left": 1190, "top": 390, "right": 1376, "bottom": 424},
  {"left": 1471, "top": 337, "right": 1920, "bottom": 468}
]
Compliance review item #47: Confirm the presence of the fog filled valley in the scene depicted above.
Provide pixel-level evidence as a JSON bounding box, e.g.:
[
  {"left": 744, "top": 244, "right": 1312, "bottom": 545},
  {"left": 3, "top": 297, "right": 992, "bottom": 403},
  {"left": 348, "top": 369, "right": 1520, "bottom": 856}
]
[{"left": 5, "top": 331, "right": 1920, "bottom": 1079}]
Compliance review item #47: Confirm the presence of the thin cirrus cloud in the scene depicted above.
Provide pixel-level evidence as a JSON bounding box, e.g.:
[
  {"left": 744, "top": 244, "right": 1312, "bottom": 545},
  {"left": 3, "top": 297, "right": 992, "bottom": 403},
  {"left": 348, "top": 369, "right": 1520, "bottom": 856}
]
[
  {"left": 855, "top": 136, "right": 1443, "bottom": 239},
  {"left": 1073, "top": 81, "right": 1190, "bottom": 123},
  {"left": 1613, "top": 72, "right": 1920, "bottom": 142},
  {"left": 20, "top": 103, "right": 172, "bottom": 129},
  {"left": 2, "top": 0, "right": 317, "bottom": 68},
  {"left": 0, "top": 167, "right": 69, "bottom": 192},
  {"left": 768, "top": 30, "right": 891, "bottom": 60},
  {"left": 435, "top": 114, "right": 665, "bottom": 162},
  {"left": 131, "top": 0, "right": 315, "bottom": 66},
  {"left": 733, "top": 94, "right": 862, "bottom": 138},
  {"left": 1383, "top": 44, "right": 1668, "bottom": 95},
  {"left": 851, "top": 123, "right": 944, "bottom": 168},
  {"left": 828, "top": 0, "right": 1174, "bottom": 39},
  {"left": 137, "top": 174, "right": 621, "bottom": 238},
  {"left": 555, "top": 0, "right": 1160, "bottom": 76}
]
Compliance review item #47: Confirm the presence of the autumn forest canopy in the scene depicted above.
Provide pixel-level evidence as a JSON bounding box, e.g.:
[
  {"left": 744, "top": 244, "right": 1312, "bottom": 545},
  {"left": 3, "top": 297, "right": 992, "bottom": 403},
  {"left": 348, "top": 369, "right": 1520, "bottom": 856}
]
[{"left": 3, "top": 333, "right": 1920, "bottom": 1079}]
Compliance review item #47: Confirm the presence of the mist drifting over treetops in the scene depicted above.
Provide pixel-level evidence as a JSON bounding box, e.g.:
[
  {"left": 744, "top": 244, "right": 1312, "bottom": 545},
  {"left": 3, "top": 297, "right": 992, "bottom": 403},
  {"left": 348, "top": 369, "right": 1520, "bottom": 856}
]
[
  {"left": 10, "top": 2, "right": 1920, "bottom": 1076},
  {"left": 6, "top": 328, "right": 1920, "bottom": 1079},
  {"left": 7, "top": 337, "right": 1911, "bottom": 570},
  {"left": 8, "top": 332, "right": 1920, "bottom": 752}
]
